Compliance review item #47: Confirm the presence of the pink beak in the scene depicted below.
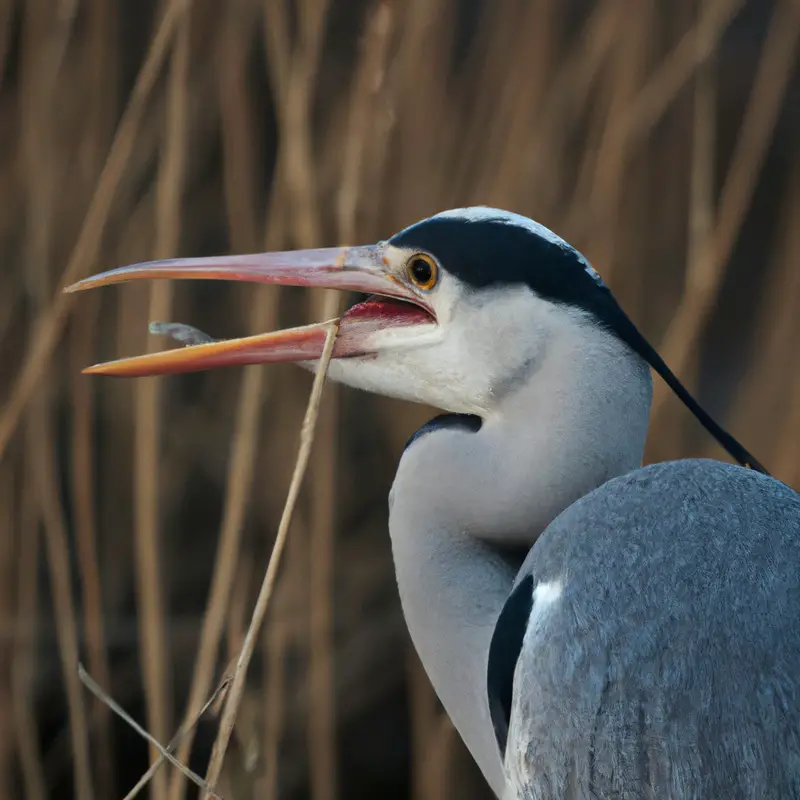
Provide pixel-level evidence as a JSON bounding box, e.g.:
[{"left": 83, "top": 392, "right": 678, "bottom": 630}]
[{"left": 65, "top": 246, "right": 436, "bottom": 377}]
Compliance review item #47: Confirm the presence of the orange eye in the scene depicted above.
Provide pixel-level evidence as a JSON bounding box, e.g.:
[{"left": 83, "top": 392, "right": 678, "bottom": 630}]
[{"left": 406, "top": 253, "right": 438, "bottom": 291}]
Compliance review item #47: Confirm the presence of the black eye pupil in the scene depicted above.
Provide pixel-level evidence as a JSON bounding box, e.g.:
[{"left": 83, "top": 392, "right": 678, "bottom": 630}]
[{"left": 411, "top": 258, "right": 432, "bottom": 284}]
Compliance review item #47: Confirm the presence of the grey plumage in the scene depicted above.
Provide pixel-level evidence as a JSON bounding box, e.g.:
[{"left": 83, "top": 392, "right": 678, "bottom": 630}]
[{"left": 506, "top": 460, "right": 800, "bottom": 800}]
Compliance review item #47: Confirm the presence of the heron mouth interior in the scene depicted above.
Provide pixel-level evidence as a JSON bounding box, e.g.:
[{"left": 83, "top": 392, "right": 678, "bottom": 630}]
[
  {"left": 342, "top": 293, "right": 436, "bottom": 327},
  {"left": 151, "top": 292, "right": 435, "bottom": 352}
]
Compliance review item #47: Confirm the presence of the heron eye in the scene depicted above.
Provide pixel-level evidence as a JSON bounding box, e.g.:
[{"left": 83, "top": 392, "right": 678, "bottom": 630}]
[{"left": 407, "top": 254, "right": 438, "bottom": 291}]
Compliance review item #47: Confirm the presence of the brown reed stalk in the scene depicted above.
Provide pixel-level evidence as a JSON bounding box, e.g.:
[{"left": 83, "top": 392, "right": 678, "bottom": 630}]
[
  {"left": 254, "top": 195, "right": 296, "bottom": 800},
  {"left": 283, "top": 0, "right": 330, "bottom": 247},
  {"left": 307, "top": 5, "right": 399, "bottom": 800},
  {"left": 266, "top": 3, "right": 339, "bottom": 798},
  {"left": 776, "top": 194, "right": 800, "bottom": 488},
  {"left": 19, "top": 1, "right": 94, "bottom": 794},
  {"left": 427, "top": 713, "right": 456, "bottom": 800},
  {"left": 674, "top": 0, "right": 718, "bottom": 455},
  {"left": 562, "top": 0, "right": 744, "bottom": 247},
  {"left": 166, "top": 14, "right": 278, "bottom": 798},
  {"left": 0, "top": 0, "right": 13, "bottom": 90},
  {"left": 475, "top": 0, "right": 560, "bottom": 205},
  {"left": 391, "top": 0, "right": 458, "bottom": 219},
  {"left": 11, "top": 466, "right": 46, "bottom": 800},
  {"left": 66, "top": 3, "right": 122, "bottom": 793},
  {"left": 651, "top": 0, "right": 800, "bottom": 430},
  {"left": 31, "top": 400, "right": 94, "bottom": 800},
  {"left": 0, "top": 465, "right": 15, "bottom": 799},
  {"left": 133, "top": 12, "right": 191, "bottom": 799},
  {"left": 262, "top": 612, "right": 289, "bottom": 800},
  {"left": 78, "top": 665, "right": 221, "bottom": 799},
  {"left": 259, "top": 503, "right": 314, "bottom": 797},
  {"left": 0, "top": 0, "right": 192, "bottom": 465},
  {"left": 619, "top": 0, "right": 745, "bottom": 150},
  {"left": 686, "top": 0, "right": 717, "bottom": 280},
  {"left": 307, "top": 381, "right": 339, "bottom": 800},
  {"left": 121, "top": 675, "right": 232, "bottom": 800},
  {"left": 70, "top": 289, "right": 117, "bottom": 796},
  {"left": 514, "top": 0, "right": 623, "bottom": 217},
  {"left": 581, "top": 2, "right": 653, "bottom": 275},
  {"left": 409, "top": 651, "right": 439, "bottom": 800},
  {"left": 203, "top": 322, "right": 339, "bottom": 797},
  {"left": 226, "top": 557, "right": 260, "bottom": 770},
  {"left": 165, "top": 283, "right": 278, "bottom": 800},
  {"left": 725, "top": 157, "right": 800, "bottom": 480},
  {"left": 353, "top": 4, "right": 395, "bottom": 237}
]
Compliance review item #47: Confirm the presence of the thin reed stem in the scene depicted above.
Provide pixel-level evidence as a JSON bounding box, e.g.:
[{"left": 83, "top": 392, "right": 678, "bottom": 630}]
[{"left": 203, "top": 322, "right": 339, "bottom": 796}]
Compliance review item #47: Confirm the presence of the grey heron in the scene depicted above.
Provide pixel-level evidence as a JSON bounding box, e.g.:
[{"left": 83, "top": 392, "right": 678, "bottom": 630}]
[{"left": 68, "top": 207, "right": 800, "bottom": 799}]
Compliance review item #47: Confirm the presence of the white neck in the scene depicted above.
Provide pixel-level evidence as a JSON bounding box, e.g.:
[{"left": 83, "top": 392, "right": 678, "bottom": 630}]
[{"left": 387, "top": 325, "right": 653, "bottom": 796}]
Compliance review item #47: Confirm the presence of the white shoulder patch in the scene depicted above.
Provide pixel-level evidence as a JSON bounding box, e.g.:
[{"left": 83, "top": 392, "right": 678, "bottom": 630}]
[
  {"left": 502, "top": 577, "right": 565, "bottom": 797},
  {"left": 532, "top": 579, "right": 563, "bottom": 607}
]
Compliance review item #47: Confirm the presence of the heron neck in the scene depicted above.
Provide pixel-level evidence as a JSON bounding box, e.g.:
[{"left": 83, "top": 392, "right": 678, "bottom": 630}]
[
  {"left": 388, "top": 502, "right": 517, "bottom": 796},
  {"left": 388, "top": 328, "right": 652, "bottom": 796}
]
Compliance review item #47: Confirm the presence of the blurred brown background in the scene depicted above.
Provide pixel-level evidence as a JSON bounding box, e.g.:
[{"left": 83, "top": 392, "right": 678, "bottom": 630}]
[{"left": 0, "top": 0, "right": 799, "bottom": 798}]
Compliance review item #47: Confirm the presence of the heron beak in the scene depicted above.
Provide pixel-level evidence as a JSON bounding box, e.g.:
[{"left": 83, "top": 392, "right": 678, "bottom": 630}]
[{"left": 64, "top": 245, "right": 436, "bottom": 377}]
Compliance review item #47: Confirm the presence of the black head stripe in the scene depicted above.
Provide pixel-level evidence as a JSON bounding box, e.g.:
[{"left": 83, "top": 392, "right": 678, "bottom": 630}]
[{"left": 390, "top": 213, "right": 607, "bottom": 317}]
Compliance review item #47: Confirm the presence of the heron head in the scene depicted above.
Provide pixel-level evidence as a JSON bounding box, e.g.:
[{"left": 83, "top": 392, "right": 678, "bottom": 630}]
[
  {"left": 64, "top": 207, "right": 769, "bottom": 474},
  {"left": 65, "top": 208, "right": 617, "bottom": 417}
]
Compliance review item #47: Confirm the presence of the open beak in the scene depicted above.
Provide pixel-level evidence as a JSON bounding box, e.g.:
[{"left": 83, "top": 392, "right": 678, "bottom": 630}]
[{"left": 65, "top": 245, "right": 436, "bottom": 376}]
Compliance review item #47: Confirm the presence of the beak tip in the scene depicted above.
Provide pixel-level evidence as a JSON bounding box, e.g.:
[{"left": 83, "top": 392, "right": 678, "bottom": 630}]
[{"left": 82, "top": 362, "right": 118, "bottom": 376}]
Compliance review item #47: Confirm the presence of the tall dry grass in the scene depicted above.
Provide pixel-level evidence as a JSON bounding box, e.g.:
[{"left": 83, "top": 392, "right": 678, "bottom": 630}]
[{"left": 0, "top": 0, "right": 798, "bottom": 798}]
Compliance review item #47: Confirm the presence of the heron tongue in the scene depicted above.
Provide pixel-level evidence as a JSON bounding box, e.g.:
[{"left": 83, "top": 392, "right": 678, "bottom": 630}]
[{"left": 343, "top": 295, "right": 433, "bottom": 326}]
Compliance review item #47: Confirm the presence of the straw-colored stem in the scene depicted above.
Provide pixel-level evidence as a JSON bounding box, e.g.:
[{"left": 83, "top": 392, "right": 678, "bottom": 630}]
[
  {"left": 167, "top": 12, "right": 275, "bottom": 796},
  {"left": 409, "top": 651, "right": 438, "bottom": 800},
  {"left": 307, "top": 374, "right": 339, "bottom": 800},
  {"left": 581, "top": 2, "right": 652, "bottom": 273},
  {"left": 676, "top": 0, "right": 718, "bottom": 453},
  {"left": 134, "top": 14, "right": 191, "bottom": 797},
  {"left": 0, "top": 466, "right": 15, "bottom": 798},
  {"left": 426, "top": 713, "right": 456, "bottom": 800},
  {"left": 70, "top": 289, "right": 117, "bottom": 794},
  {"left": 18, "top": 2, "right": 93, "bottom": 793},
  {"left": 725, "top": 158, "right": 800, "bottom": 481},
  {"left": 652, "top": 0, "right": 800, "bottom": 427},
  {"left": 262, "top": 617, "right": 288, "bottom": 800},
  {"left": 0, "top": 0, "right": 13, "bottom": 90},
  {"left": 121, "top": 672, "right": 231, "bottom": 800},
  {"left": 31, "top": 397, "right": 94, "bottom": 800},
  {"left": 203, "top": 322, "right": 339, "bottom": 796},
  {"left": 0, "top": 0, "right": 192, "bottom": 465},
  {"left": 68, "top": 6, "right": 121, "bottom": 796},
  {"left": 11, "top": 466, "right": 46, "bottom": 800},
  {"left": 78, "top": 665, "right": 221, "bottom": 799},
  {"left": 619, "top": 0, "right": 744, "bottom": 149},
  {"left": 267, "top": 4, "right": 339, "bottom": 794}
]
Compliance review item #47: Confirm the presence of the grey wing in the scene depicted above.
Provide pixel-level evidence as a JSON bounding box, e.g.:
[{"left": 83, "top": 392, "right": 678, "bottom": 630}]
[{"left": 502, "top": 459, "right": 800, "bottom": 800}]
